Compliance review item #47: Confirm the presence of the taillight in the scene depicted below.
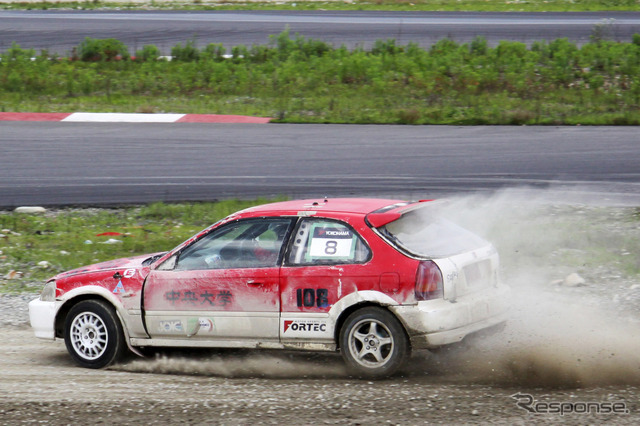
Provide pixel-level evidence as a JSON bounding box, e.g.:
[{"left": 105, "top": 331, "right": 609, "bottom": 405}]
[{"left": 415, "top": 260, "right": 443, "bottom": 300}]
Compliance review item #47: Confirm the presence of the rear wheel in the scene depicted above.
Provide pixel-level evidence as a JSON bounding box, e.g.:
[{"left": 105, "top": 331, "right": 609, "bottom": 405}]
[
  {"left": 339, "top": 307, "right": 409, "bottom": 377},
  {"left": 64, "top": 300, "right": 126, "bottom": 369}
]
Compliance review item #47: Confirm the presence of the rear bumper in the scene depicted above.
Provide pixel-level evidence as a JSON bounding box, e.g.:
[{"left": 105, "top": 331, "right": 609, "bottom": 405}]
[
  {"left": 28, "top": 298, "right": 61, "bottom": 340},
  {"left": 391, "top": 284, "right": 510, "bottom": 349}
]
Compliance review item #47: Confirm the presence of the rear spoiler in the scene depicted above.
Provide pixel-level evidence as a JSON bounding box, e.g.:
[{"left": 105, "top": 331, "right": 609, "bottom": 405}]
[{"left": 365, "top": 199, "right": 441, "bottom": 228}]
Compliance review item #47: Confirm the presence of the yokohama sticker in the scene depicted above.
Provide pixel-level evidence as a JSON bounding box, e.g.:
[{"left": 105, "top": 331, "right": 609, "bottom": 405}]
[{"left": 283, "top": 319, "right": 328, "bottom": 335}]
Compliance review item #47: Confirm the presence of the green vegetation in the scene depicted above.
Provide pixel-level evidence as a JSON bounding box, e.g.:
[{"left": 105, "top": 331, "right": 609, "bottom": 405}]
[
  {"left": 2, "top": 0, "right": 639, "bottom": 12},
  {"left": 0, "top": 199, "right": 279, "bottom": 291},
  {"left": 3, "top": 30, "right": 640, "bottom": 124}
]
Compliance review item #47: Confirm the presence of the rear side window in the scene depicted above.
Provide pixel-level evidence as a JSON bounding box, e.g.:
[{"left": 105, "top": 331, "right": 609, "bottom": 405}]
[
  {"left": 287, "top": 219, "right": 371, "bottom": 265},
  {"left": 378, "top": 211, "right": 488, "bottom": 258}
]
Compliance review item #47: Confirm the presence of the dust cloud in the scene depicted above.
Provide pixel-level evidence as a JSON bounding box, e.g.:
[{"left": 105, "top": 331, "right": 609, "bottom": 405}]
[
  {"left": 423, "top": 187, "right": 640, "bottom": 388},
  {"left": 114, "top": 350, "right": 348, "bottom": 378},
  {"left": 117, "top": 188, "right": 640, "bottom": 388}
]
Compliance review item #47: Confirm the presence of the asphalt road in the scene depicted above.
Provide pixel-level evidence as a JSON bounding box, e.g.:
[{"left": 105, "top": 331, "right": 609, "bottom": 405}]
[
  {"left": 1, "top": 11, "right": 639, "bottom": 54},
  {"left": 1, "top": 123, "right": 638, "bottom": 208}
]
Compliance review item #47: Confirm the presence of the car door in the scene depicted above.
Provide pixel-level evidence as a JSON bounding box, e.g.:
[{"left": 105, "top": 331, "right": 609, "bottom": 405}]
[
  {"left": 143, "top": 217, "right": 293, "bottom": 343},
  {"left": 279, "top": 218, "right": 375, "bottom": 343}
]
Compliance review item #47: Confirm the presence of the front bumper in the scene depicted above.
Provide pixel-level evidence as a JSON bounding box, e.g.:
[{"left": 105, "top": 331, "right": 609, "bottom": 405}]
[
  {"left": 391, "top": 283, "right": 510, "bottom": 349},
  {"left": 28, "top": 298, "right": 61, "bottom": 340}
]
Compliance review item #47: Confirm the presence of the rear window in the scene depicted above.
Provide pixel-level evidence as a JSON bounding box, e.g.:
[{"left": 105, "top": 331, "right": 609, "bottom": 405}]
[{"left": 377, "top": 210, "right": 489, "bottom": 258}]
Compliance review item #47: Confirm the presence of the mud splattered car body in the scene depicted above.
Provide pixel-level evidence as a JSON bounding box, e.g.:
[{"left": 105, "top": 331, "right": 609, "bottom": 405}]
[{"left": 29, "top": 198, "right": 509, "bottom": 377}]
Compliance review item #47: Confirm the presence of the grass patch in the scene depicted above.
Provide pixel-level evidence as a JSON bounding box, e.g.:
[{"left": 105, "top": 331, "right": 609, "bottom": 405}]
[{"left": 0, "top": 199, "right": 281, "bottom": 292}]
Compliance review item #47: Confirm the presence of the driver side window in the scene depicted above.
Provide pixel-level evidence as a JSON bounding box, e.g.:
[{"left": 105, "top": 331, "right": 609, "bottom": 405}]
[{"left": 172, "top": 218, "right": 292, "bottom": 270}]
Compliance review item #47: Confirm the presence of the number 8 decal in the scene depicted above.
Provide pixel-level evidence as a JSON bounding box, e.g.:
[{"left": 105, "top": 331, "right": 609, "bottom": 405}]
[{"left": 325, "top": 240, "right": 338, "bottom": 255}]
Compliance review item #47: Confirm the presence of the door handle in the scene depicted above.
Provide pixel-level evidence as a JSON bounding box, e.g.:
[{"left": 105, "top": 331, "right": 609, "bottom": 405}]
[{"left": 247, "top": 280, "right": 263, "bottom": 286}]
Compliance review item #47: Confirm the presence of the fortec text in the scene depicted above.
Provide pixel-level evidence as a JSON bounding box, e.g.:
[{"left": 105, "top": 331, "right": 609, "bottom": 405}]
[{"left": 289, "top": 323, "right": 326, "bottom": 332}]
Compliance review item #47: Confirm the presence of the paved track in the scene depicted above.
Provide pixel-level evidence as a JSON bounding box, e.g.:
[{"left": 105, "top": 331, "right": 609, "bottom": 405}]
[
  {"left": 1, "top": 11, "right": 639, "bottom": 54},
  {"left": 1, "top": 123, "right": 638, "bottom": 207}
]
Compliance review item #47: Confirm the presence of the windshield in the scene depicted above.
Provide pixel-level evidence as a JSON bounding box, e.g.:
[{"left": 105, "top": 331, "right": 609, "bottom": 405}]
[{"left": 378, "top": 210, "right": 489, "bottom": 258}]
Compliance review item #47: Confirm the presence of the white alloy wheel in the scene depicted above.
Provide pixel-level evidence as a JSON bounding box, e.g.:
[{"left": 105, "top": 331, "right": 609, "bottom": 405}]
[
  {"left": 69, "top": 311, "right": 109, "bottom": 360},
  {"left": 64, "top": 300, "right": 126, "bottom": 368}
]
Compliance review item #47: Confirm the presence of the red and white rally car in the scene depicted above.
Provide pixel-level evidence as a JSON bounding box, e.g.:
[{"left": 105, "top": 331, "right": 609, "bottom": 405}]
[{"left": 29, "top": 198, "right": 509, "bottom": 377}]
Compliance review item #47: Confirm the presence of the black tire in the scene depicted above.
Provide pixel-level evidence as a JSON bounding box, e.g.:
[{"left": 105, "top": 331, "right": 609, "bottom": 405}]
[
  {"left": 64, "top": 299, "right": 127, "bottom": 369},
  {"left": 339, "top": 307, "right": 410, "bottom": 378}
]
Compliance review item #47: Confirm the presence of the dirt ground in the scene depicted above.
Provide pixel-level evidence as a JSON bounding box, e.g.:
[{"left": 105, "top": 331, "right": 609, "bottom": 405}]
[
  {"left": 2, "top": 192, "right": 640, "bottom": 424},
  {"left": 0, "top": 323, "right": 638, "bottom": 425}
]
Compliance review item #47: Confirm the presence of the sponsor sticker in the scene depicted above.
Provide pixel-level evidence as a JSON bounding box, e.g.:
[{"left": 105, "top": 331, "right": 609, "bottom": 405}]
[
  {"left": 197, "top": 317, "right": 215, "bottom": 333},
  {"left": 112, "top": 280, "right": 125, "bottom": 294},
  {"left": 283, "top": 319, "right": 328, "bottom": 335},
  {"left": 158, "top": 320, "right": 184, "bottom": 333},
  {"left": 123, "top": 269, "right": 136, "bottom": 278},
  {"left": 185, "top": 317, "right": 216, "bottom": 336}
]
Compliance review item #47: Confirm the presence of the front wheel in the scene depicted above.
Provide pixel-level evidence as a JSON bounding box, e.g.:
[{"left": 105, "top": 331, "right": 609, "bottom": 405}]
[
  {"left": 339, "top": 307, "right": 410, "bottom": 378},
  {"left": 64, "top": 299, "right": 126, "bottom": 369}
]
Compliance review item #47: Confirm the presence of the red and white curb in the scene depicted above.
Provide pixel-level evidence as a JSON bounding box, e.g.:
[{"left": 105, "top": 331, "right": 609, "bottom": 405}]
[{"left": 0, "top": 112, "right": 272, "bottom": 123}]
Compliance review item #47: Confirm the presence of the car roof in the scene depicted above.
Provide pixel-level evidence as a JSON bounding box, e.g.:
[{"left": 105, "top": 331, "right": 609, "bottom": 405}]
[
  {"left": 238, "top": 198, "right": 408, "bottom": 218},
  {"left": 235, "top": 198, "right": 438, "bottom": 227}
]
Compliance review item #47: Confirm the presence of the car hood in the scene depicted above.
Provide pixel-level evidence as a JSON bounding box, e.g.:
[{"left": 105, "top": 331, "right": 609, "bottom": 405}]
[{"left": 52, "top": 252, "right": 164, "bottom": 280}]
